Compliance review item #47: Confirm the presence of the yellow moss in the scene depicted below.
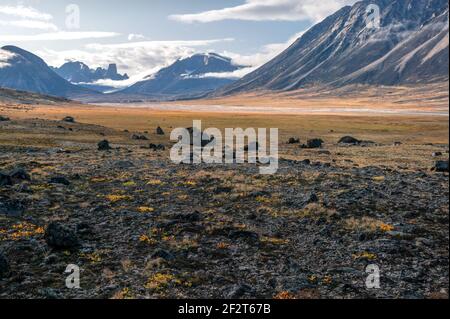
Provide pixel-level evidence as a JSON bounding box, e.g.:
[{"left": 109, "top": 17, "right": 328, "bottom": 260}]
[
  {"left": 274, "top": 291, "right": 297, "bottom": 299},
  {"left": 139, "top": 235, "right": 157, "bottom": 245},
  {"left": 372, "top": 176, "right": 386, "bottom": 182},
  {"left": 137, "top": 206, "right": 155, "bottom": 213},
  {"left": 147, "top": 179, "right": 163, "bottom": 185},
  {"left": 261, "top": 236, "right": 289, "bottom": 245},
  {"left": 144, "top": 273, "right": 175, "bottom": 290},
  {"left": 112, "top": 288, "right": 134, "bottom": 300},
  {"left": 352, "top": 252, "right": 377, "bottom": 261},
  {"left": 106, "top": 194, "right": 133, "bottom": 203},
  {"left": 123, "top": 181, "right": 137, "bottom": 187}
]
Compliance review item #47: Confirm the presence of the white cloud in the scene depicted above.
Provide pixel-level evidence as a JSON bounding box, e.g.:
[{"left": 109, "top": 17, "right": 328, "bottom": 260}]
[
  {"left": 128, "top": 33, "right": 146, "bottom": 41},
  {"left": 0, "top": 4, "right": 52, "bottom": 21},
  {"left": 0, "top": 31, "right": 121, "bottom": 42},
  {"left": 37, "top": 38, "right": 236, "bottom": 87},
  {"left": 0, "top": 19, "right": 58, "bottom": 31},
  {"left": 170, "top": 0, "right": 357, "bottom": 23},
  {"left": 0, "top": 48, "right": 16, "bottom": 68}
]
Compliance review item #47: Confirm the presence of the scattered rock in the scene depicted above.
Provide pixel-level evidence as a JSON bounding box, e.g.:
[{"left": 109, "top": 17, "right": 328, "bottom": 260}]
[
  {"left": 0, "top": 167, "right": 30, "bottom": 186},
  {"left": 288, "top": 137, "right": 300, "bottom": 144},
  {"left": 339, "top": 136, "right": 361, "bottom": 144},
  {"left": 132, "top": 134, "right": 148, "bottom": 141},
  {"left": 150, "top": 249, "right": 175, "bottom": 261},
  {"left": 433, "top": 160, "right": 449, "bottom": 173},
  {"left": 228, "top": 230, "right": 259, "bottom": 243},
  {"left": 226, "top": 284, "right": 254, "bottom": 299},
  {"left": 156, "top": 126, "right": 165, "bottom": 135},
  {"left": 9, "top": 168, "right": 30, "bottom": 182},
  {"left": 302, "top": 139, "right": 324, "bottom": 149},
  {"left": 44, "top": 222, "right": 79, "bottom": 249},
  {"left": 0, "top": 252, "right": 10, "bottom": 279},
  {"left": 432, "top": 152, "right": 442, "bottom": 157},
  {"left": 393, "top": 141, "right": 402, "bottom": 146},
  {"left": 49, "top": 176, "right": 70, "bottom": 186},
  {"left": 62, "top": 116, "right": 75, "bottom": 123},
  {"left": 98, "top": 140, "right": 111, "bottom": 151},
  {"left": 149, "top": 144, "right": 166, "bottom": 151},
  {"left": 0, "top": 198, "right": 24, "bottom": 217},
  {"left": 0, "top": 115, "right": 10, "bottom": 122},
  {"left": 0, "top": 172, "right": 12, "bottom": 186}
]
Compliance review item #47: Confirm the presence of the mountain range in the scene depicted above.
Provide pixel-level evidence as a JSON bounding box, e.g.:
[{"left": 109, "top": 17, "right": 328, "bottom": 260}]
[
  {"left": 215, "top": 0, "right": 449, "bottom": 96},
  {"left": 0, "top": 0, "right": 448, "bottom": 101},
  {"left": 118, "top": 53, "right": 244, "bottom": 99}
]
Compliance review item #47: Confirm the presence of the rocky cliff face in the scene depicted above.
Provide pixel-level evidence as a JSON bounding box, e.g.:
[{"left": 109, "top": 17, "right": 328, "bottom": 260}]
[{"left": 52, "top": 62, "right": 129, "bottom": 84}]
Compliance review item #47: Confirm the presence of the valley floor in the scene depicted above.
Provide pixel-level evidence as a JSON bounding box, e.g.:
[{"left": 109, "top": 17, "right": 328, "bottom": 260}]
[{"left": 0, "top": 103, "right": 448, "bottom": 299}]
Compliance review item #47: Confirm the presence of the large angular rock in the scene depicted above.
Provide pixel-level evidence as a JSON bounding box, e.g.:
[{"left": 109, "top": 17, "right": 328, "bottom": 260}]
[
  {"left": 433, "top": 160, "right": 449, "bottom": 172},
  {"left": 338, "top": 136, "right": 361, "bottom": 144},
  {"left": 44, "top": 222, "right": 79, "bottom": 249},
  {"left": 98, "top": 140, "right": 111, "bottom": 151}
]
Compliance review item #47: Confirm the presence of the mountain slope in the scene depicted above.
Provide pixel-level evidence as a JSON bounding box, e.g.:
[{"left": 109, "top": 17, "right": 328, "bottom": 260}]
[
  {"left": 52, "top": 62, "right": 129, "bottom": 84},
  {"left": 215, "top": 0, "right": 449, "bottom": 96},
  {"left": 120, "top": 53, "right": 243, "bottom": 98},
  {"left": 0, "top": 46, "right": 99, "bottom": 99}
]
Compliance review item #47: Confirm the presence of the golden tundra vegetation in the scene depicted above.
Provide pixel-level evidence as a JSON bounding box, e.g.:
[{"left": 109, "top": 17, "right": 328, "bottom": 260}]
[{"left": 0, "top": 95, "right": 448, "bottom": 299}]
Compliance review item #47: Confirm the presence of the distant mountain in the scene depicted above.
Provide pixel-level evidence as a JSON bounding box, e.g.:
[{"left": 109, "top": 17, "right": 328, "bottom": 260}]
[
  {"left": 119, "top": 53, "right": 243, "bottom": 98},
  {"left": 52, "top": 62, "right": 129, "bottom": 83},
  {"left": 0, "top": 46, "right": 99, "bottom": 99},
  {"left": 215, "top": 0, "right": 449, "bottom": 96}
]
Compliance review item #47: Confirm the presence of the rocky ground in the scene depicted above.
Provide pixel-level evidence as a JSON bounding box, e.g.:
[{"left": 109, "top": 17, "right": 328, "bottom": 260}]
[{"left": 0, "top": 116, "right": 449, "bottom": 299}]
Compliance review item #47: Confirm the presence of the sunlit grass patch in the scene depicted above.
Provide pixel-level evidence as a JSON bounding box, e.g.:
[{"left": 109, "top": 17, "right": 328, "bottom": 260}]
[
  {"left": 144, "top": 273, "right": 192, "bottom": 290},
  {"left": 105, "top": 194, "right": 133, "bottom": 203},
  {"left": 344, "top": 217, "right": 395, "bottom": 233},
  {"left": 147, "top": 179, "right": 164, "bottom": 186},
  {"left": 0, "top": 222, "right": 44, "bottom": 241},
  {"left": 111, "top": 288, "right": 134, "bottom": 300},
  {"left": 123, "top": 181, "right": 137, "bottom": 187},
  {"left": 352, "top": 251, "right": 377, "bottom": 261},
  {"left": 137, "top": 206, "right": 155, "bottom": 213}
]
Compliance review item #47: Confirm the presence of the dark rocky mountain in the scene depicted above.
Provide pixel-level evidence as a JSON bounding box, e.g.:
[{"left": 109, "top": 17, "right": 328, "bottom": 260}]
[
  {"left": 215, "top": 0, "right": 449, "bottom": 96},
  {"left": 52, "top": 62, "right": 129, "bottom": 84},
  {"left": 119, "top": 53, "right": 243, "bottom": 98},
  {"left": 0, "top": 46, "right": 99, "bottom": 99}
]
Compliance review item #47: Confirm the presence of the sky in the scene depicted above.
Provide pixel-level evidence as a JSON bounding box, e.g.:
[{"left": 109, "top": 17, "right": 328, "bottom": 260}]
[{"left": 0, "top": 0, "right": 356, "bottom": 87}]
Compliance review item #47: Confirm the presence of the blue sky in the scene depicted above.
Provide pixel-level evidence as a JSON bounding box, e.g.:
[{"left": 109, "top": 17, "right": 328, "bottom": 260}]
[{"left": 0, "top": 0, "right": 355, "bottom": 86}]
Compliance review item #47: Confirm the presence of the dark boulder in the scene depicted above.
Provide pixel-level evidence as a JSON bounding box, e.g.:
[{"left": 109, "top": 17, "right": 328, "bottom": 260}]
[
  {"left": 288, "top": 137, "right": 300, "bottom": 144},
  {"left": 62, "top": 116, "right": 75, "bottom": 123},
  {"left": 97, "top": 140, "right": 111, "bottom": 151},
  {"left": 9, "top": 168, "right": 30, "bottom": 181},
  {"left": 432, "top": 152, "right": 442, "bottom": 157},
  {"left": 302, "top": 139, "right": 324, "bottom": 149},
  {"left": 0, "top": 252, "right": 10, "bottom": 279},
  {"left": 44, "top": 222, "right": 79, "bottom": 249},
  {"left": 49, "top": 176, "right": 70, "bottom": 186},
  {"left": 0, "top": 172, "right": 12, "bottom": 186},
  {"left": 132, "top": 134, "right": 148, "bottom": 141},
  {"left": 338, "top": 136, "right": 361, "bottom": 144},
  {"left": 433, "top": 160, "right": 449, "bottom": 173},
  {"left": 0, "top": 198, "right": 24, "bottom": 217},
  {"left": 156, "top": 126, "right": 165, "bottom": 135},
  {"left": 0, "top": 115, "right": 10, "bottom": 122},
  {"left": 151, "top": 249, "right": 175, "bottom": 261},
  {"left": 149, "top": 144, "right": 166, "bottom": 151}
]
